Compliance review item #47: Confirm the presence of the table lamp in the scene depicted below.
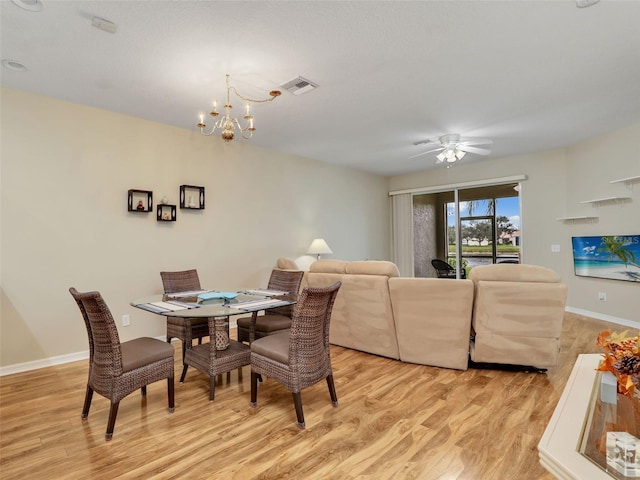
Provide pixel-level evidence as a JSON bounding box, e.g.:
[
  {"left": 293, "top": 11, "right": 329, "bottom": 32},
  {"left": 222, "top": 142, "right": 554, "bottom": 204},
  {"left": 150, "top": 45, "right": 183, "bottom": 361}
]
[{"left": 307, "top": 238, "right": 333, "bottom": 260}]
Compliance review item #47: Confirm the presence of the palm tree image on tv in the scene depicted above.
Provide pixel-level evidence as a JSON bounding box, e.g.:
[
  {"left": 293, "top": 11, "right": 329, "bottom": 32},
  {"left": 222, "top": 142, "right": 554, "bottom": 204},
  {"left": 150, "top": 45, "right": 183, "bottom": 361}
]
[
  {"left": 599, "top": 236, "right": 638, "bottom": 267},
  {"left": 572, "top": 235, "right": 640, "bottom": 283}
]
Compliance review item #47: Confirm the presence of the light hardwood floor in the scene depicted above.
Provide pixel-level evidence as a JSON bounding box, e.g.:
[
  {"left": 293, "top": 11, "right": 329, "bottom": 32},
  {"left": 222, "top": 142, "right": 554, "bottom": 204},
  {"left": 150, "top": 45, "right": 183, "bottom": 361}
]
[{"left": 0, "top": 313, "right": 621, "bottom": 479}]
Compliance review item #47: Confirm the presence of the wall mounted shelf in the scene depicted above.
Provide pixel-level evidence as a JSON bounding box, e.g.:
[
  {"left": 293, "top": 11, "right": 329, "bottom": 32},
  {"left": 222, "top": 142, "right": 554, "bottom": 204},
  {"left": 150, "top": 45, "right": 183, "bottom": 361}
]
[
  {"left": 609, "top": 175, "right": 640, "bottom": 190},
  {"left": 556, "top": 216, "right": 599, "bottom": 223},
  {"left": 157, "top": 204, "right": 177, "bottom": 222},
  {"left": 180, "top": 185, "right": 205, "bottom": 209},
  {"left": 128, "top": 189, "right": 153, "bottom": 212},
  {"left": 579, "top": 197, "right": 631, "bottom": 206}
]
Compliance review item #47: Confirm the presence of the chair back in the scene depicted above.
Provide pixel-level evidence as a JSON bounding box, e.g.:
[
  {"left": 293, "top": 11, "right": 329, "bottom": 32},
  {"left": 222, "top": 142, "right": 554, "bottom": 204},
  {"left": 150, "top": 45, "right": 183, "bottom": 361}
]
[
  {"left": 266, "top": 269, "right": 304, "bottom": 317},
  {"left": 160, "top": 269, "right": 201, "bottom": 294},
  {"left": 288, "top": 282, "right": 341, "bottom": 377},
  {"left": 431, "top": 258, "right": 454, "bottom": 276},
  {"left": 69, "top": 288, "right": 124, "bottom": 388}
]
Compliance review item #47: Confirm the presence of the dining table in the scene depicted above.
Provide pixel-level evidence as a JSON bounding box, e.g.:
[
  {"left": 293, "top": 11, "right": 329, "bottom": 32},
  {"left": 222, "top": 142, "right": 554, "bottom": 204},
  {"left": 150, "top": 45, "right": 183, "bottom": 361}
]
[{"left": 130, "top": 289, "right": 298, "bottom": 347}]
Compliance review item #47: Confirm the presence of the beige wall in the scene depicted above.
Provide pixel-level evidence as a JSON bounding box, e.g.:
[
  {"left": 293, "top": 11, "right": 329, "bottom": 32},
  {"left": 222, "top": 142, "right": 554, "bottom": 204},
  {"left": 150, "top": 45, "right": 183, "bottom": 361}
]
[
  {"left": 390, "top": 123, "right": 640, "bottom": 326},
  {"left": 0, "top": 87, "right": 391, "bottom": 368},
  {"left": 562, "top": 125, "right": 639, "bottom": 321},
  {"left": 2, "top": 86, "right": 638, "bottom": 371}
]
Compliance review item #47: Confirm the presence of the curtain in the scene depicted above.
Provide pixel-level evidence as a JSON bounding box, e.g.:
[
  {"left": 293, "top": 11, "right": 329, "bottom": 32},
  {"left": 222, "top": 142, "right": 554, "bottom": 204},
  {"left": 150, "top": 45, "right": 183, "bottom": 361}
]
[{"left": 391, "top": 193, "right": 414, "bottom": 277}]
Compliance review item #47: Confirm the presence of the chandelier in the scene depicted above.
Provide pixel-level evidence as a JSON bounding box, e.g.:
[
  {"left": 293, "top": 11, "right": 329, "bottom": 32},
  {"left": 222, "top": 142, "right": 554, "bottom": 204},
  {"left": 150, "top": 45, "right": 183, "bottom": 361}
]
[
  {"left": 436, "top": 146, "right": 466, "bottom": 163},
  {"left": 197, "top": 74, "right": 281, "bottom": 142}
]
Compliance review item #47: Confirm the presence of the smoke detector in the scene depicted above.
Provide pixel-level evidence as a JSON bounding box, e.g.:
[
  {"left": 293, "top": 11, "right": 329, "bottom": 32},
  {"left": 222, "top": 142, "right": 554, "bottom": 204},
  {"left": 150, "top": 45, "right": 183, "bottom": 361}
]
[{"left": 280, "top": 76, "right": 318, "bottom": 95}]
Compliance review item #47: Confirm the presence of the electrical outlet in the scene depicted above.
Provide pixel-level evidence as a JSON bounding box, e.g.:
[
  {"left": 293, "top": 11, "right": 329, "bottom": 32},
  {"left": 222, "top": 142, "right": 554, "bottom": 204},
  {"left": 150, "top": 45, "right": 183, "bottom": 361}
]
[
  {"left": 122, "top": 314, "right": 130, "bottom": 326},
  {"left": 598, "top": 292, "right": 607, "bottom": 302}
]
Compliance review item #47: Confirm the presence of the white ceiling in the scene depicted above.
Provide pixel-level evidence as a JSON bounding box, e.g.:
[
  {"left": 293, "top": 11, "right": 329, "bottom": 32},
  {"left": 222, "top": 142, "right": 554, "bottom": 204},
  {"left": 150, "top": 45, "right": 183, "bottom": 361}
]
[{"left": 2, "top": 0, "right": 639, "bottom": 176}]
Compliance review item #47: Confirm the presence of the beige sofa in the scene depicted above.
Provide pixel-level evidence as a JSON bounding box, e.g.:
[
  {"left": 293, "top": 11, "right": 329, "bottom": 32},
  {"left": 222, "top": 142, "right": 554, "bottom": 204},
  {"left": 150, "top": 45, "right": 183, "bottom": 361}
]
[
  {"left": 305, "top": 260, "right": 474, "bottom": 370},
  {"left": 468, "top": 264, "right": 567, "bottom": 368}
]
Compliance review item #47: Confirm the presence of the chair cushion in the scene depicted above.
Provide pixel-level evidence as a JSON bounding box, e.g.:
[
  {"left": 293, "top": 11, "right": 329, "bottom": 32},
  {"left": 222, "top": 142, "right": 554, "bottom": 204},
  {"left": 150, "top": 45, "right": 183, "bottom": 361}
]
[
  {"left": 121, "top": 337, "right": 174, "bottom": 372},
  {"left": 251, "top": 331, "right": 290, "bottom": 364},
  {"left": 237, "top": 314, "right": 292, "bottom": 332}
]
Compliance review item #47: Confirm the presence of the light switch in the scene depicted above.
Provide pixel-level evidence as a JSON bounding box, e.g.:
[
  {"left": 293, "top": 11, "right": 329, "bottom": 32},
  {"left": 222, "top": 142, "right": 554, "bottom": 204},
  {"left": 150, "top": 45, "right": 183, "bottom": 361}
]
[{"left": 551, "top": 244, "right": 561, "bottom": 253}]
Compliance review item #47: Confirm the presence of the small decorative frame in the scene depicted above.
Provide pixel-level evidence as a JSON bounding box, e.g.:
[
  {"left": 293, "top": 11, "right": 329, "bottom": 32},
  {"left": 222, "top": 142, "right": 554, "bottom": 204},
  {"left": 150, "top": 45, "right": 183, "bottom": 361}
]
[
  {"left": 157, "top": 204, "right": 177, "bottom": 222},
  {"left": 128, "top": 189, "right": 153, "bottom": 212},
  {"left": 180, "top": 185, "right": 205, "bottom": 209}
]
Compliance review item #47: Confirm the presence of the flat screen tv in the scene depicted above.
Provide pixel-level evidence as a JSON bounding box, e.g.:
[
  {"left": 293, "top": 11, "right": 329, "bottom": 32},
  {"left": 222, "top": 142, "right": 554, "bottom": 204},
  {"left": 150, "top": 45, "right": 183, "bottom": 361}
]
[{"left": 572, "top": 235, "right": 640, "bottom": 283}]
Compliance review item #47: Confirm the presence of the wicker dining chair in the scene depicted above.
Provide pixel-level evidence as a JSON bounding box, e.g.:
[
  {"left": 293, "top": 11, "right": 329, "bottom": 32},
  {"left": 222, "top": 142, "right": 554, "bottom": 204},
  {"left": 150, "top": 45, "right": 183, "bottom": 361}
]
[
  {"left": 69, "top": 287, "right": 175, "bottom": 441},
  {"left": 236, "top": 269, "right": 305, "bottom": 344},
  {"left": 160, "top": 269, "right": 212, "bottom": 381},
  {"left": 250, "top": 281, "right": 342, "bottom": 428},
  {"left": 182, "top": 317, "right": 251, "bottom": 401}
]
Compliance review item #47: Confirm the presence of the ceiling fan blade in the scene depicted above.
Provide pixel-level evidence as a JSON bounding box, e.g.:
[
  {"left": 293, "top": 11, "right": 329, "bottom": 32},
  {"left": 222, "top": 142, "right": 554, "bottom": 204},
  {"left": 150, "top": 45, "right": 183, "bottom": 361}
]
[
  {"left": 408, "top": 146, "right": 444, "bottom": 159},
  {"left": 459, "top": 137, "right": 493, "bottom": 146},
  {"left": 412, "top": 139, "right": 438, "bottom": 146},
  {"left": 458, "top": 145, "right": 491, "bottom": 155}
]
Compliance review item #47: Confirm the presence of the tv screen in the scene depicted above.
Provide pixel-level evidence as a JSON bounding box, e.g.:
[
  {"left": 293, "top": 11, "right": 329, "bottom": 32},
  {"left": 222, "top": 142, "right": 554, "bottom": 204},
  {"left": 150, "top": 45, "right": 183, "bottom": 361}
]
[{"left": 572, "top": 235, "right": 640, "bottom": 283}]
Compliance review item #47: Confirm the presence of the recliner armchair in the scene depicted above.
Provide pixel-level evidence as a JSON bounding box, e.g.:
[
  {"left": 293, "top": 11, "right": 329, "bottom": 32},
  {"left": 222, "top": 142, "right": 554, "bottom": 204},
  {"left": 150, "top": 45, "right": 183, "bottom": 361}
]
[{"left": 468, "top": 264, "right": 567, "bottom": 369}]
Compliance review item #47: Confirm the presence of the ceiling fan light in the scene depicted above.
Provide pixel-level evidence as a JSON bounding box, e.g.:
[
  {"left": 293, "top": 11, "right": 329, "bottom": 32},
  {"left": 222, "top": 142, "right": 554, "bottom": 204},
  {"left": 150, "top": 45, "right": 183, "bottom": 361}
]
[
  {"left": 455, "top": 149, "right": 466, "bottom": 160},
  {"left": 436, "top": 152, "right": 446, "bottom": 162}
]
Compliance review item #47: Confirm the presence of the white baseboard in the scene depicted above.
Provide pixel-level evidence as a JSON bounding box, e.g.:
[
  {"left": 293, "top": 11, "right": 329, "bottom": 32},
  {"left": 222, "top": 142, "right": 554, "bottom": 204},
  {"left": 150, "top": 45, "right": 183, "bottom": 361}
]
[
  {"left": 1, "top": 314, "right": 633, "bottom": 377},
  {"left": 0, "top": 350, "right": 89, "bottom": 377},
  {"left": 0, "top": 335, "right": 169, "bottom": 377},
  {"left": 565, "top": 306, "right": 639, "bottom": 329}
]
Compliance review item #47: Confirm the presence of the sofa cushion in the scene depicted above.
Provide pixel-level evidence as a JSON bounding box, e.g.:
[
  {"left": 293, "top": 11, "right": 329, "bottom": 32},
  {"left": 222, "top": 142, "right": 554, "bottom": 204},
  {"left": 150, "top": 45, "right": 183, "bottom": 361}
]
[
  {"left": 346, "top": 260, "right": 400, "bottom": 277},
  {"left": 310, "top": 259, "right": 349, "bottom": 274},
  {"left": 469, "top": 264, "right": 560, "bottom": 283}
]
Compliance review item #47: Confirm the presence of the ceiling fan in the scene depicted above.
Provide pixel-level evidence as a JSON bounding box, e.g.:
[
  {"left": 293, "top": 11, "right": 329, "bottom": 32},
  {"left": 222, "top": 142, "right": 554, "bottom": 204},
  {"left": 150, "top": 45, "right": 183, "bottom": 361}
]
[{"left": 409, "top": 133, "right": 493, "bottom": 164}]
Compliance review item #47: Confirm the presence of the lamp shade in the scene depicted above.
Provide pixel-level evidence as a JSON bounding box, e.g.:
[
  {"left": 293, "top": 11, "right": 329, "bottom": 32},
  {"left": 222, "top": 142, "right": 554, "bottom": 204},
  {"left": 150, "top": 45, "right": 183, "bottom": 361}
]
[{"left": 307, "top": 238, "right": 333, "bottom": 259}]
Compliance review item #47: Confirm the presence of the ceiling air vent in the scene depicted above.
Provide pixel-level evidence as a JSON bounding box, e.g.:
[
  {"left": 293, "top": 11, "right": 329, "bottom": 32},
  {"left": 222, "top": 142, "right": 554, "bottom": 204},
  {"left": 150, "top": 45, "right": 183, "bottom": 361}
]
[{"left": 280, "top": 76, "right": 318, "bottom": 95}]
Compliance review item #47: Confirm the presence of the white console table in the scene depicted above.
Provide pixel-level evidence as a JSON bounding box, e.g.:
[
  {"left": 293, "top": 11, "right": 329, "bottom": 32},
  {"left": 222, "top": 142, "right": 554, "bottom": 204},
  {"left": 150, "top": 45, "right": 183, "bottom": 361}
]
[{"left": 538, "top": 354, "right": 612, "bottom": 479}]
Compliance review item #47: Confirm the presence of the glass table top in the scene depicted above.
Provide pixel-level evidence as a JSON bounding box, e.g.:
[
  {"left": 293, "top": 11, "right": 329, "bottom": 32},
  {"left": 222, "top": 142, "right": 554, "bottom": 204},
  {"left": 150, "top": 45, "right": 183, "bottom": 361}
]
[
  {"left": 131, "top": 292, "right": 297, "bottom": 318},
  {"left": 579, "top": 371, "right": 640, "bottom": 479}
]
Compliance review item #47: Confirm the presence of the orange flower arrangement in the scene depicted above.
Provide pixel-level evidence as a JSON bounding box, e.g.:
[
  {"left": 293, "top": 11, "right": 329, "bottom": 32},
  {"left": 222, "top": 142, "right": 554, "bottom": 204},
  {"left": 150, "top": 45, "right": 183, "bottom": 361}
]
[{"left": 597, "top": 330, "right": 640, "bottom": 398}]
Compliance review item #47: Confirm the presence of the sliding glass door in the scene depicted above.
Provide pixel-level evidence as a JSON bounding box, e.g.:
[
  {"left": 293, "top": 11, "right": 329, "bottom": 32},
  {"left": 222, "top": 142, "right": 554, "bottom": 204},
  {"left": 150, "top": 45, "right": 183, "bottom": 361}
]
[{"left": 413, "top": 182, "right": 520, "bottom": 278}]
